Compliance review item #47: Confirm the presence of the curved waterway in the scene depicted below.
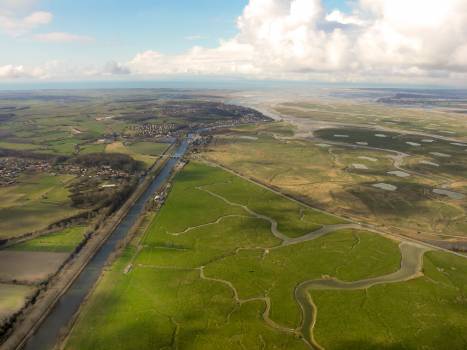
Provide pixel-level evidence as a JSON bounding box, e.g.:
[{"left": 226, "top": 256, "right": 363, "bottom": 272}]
[
  {"left": 295, "top": 242, "right": 431, "bottom": 349},
  {"left": 20, "top": 139, "right": 190, "bottom": 350}
]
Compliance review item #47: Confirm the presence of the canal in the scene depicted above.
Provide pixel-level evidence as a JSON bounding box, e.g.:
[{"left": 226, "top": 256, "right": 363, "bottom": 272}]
[{"left": 21, "top": 139, "right": 189, "bottom": 350}]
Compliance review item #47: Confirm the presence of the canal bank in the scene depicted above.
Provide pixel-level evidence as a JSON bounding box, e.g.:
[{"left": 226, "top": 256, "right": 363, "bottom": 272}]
[{"left": 2, "top": 139, "right": 189, "bottom": 350}]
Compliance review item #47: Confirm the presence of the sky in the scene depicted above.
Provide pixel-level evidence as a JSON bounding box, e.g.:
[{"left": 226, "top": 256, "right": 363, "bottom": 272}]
[{"left": 0, "top": 0, "right": 466, "bottom": 86}]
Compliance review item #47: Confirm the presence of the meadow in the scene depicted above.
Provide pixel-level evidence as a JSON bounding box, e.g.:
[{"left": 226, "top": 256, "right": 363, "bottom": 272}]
[
  {"left": 0, "top": 284, "right": 35, "bottom": 323},
  {"left": 203, "top": 123, "right": 467, "bottom": 240},
  {"left": 105, "top": 142, "right": 160, "bottom": 168},
  {"left": 62, "top": 162, "right": 463, "bottom": 350},
  {"left": 0, "top": 174, "right": 82, "bottom": 239},
  {"left": 7, "top": 226, "right": 88, "bottom": 253},
  {"left": 127, "top": 141, "right": 169, "bottom": 156},
  {"left": 311, "top": 250, "right": 467, "bottom": 349}
]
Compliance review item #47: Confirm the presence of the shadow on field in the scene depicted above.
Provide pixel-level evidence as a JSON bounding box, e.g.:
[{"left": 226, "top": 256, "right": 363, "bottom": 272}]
[
  {"left": 331, "top": 324, "right": 465, "bottom": 350},
  {"left": 345, "top": 181, "right": 432, "bottom": 216},
  {"left": 332, "top": 340, "right": 409, "bottom": 350}
]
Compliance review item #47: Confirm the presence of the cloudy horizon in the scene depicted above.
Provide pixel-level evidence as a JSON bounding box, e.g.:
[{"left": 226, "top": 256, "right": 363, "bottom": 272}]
[{"left": 1, "top": 0, "right": 467, "bottom": 86}]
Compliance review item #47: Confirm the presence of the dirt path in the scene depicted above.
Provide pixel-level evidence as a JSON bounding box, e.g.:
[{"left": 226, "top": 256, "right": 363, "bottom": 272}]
[{"left": 167, "top": 215, "right": 253, "bottom": 236}]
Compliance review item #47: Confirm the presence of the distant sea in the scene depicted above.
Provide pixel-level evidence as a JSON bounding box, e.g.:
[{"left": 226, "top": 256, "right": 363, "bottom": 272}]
[{"left": 0, "top": 80, "right": 459, "bottom": 92}]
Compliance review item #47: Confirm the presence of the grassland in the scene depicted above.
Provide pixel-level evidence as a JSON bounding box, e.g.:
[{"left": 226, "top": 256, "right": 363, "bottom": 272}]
[
  {"left": 0, "top": 174, "right": 82, "bottom": 239},
  {"left": 311, "top": 251, "right": 467, "bottom": 349},
  {"left": 0, "top": 284, "right": 35, "bottom": 322},
  {"left": 127, "top": 142, "right": 169, "bottom": 156},
  {"left": 203, "top": 123, "right": 467, "bottom": 240},
  {"left": 64, "top": 162, "right": 424, "bottom": 350},
  {"left": 64, "top": 161, "right": 467, "bottom": 350},
  {"left": 105, "top": 142, "right": 156, "bottom": 168},
  {"left": 7, "top": 226, "right": 87, "bottom": 253}
]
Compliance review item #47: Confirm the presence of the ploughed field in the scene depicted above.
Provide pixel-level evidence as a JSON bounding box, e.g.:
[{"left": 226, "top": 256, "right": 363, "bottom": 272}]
[
  {"left": 64, "top": 162, "right": 467, "bottom": 350},
  {"left": 0, "top": 226, "right": 88, "bottom": 330}
]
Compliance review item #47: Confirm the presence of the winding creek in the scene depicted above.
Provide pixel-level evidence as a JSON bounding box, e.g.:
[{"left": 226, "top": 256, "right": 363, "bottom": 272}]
[
  {"left": 20, "top": 139, "right": 190, "bottom": 350},
  {"left": 295, "top": 242, "right": 431, "bottom": 349},
  {"left": 17, "top": 134, "right": 445, "bottom": 350},
  {"left": 185, "top": 186, "right": 434, "bottom": 349}
]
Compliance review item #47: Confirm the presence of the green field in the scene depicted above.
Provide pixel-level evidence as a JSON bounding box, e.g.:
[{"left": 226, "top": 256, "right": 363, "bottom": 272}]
[
  {"left": 312, "top": 251, "right": 467, "bottom": 349},
  {"left": 0, "top": 284, "right": 35, "bottom": 322},
  {"left": 65, "top": 162, "right": 445, "bottom": 350},
  {"left": 0, "top": 174, "right": 82, "bottom": 239},
  {"left": 127, "top": 142, "right": 169, "bottom": 156},
  {"left": 204, "top": 124, "right": 467, "bottom": 239},
  {"left": 7, "top": 226, "right": 87, "bottom": 252},
  {"left": 105, "top": 142, "right": 156, "bottom": 168},
  {"left": 0, "top": 141, "right": 41, "bottom": 151}
]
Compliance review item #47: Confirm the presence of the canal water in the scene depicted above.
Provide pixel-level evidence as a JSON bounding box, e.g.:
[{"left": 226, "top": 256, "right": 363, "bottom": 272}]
[{"left": 21, "top": 139, "right": 189, "bottom": 350}]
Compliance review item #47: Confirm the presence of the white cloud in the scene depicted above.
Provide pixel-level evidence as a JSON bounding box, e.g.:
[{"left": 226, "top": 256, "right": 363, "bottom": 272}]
[
  {"left": 0, "top": 10, "right": 52, "bottom": 36},
  {"left": 0, "top": 0, "right": 39, "bottom": 12},
  {"left": 102, "top": 61, "right": 131, "bottom": 75},
  {"left": 2, "top": 0, "right": 467, "bottom": 84},
  {"left": 34, "top": 31, "right": 94, "bottom": 43},
  {"left": 128, "top": 0, "right": 467, "bottom": 84},
  {"left": 0, "top": 64, "right": 44, "bottom": 78},
  {"left": 325, "top": 10, "right": 365, "bottom": 26}
]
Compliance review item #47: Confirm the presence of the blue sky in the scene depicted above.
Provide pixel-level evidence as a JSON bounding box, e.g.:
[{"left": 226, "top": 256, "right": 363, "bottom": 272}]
[
  {"left": 1, "top": 0, "right": 465, "bottom": 86},
  {"left": 0, "top": 0, "right": 348, "bottom": 66}
]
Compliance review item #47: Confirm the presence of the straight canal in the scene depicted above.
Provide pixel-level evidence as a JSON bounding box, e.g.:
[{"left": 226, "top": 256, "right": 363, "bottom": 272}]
[{"left": 20, "top": 139, "right": 190, "bottom": 350}]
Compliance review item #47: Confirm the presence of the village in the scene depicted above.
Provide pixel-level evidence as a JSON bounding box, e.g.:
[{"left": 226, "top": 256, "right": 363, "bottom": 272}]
[
  {"left": 0, "top": 155, "right": 136, "bottom": 188},
  {"left": 0, "top": 158, "right": 51, "bottom": 186}
]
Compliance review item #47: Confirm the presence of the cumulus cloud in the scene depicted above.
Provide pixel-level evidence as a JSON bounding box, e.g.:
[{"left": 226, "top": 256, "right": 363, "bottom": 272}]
[
  {"left": 102, "top": 61, "right": 131, "bottom": 75},
  {"left": 128, "top": 0, "right": 467, "bottom": 84},
  {"left": 0, "top": 64, "right": 44, "bottom": 78},
  {"left": 2, "top": 0, "right": 467, "bottom": 84},
  {"left": 34, "top": 31, "right": 94, "bottom": 43},
  {"left": 325, "top": 10, "right": 365, "bottom": 26}
]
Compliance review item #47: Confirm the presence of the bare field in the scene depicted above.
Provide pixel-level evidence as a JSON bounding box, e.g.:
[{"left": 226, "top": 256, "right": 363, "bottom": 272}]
[{"left": 0, "top": 251, "right": 68, "bottom": 284}]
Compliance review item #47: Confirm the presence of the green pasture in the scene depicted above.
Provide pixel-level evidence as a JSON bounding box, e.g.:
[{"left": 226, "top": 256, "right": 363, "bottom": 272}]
[
  {"left": 127, "top": 142, "right": 169, "bottom": 156},
  {"left": 8, "top": 226, "right": 87, "bottom": 252},
  {"left": 311, "top": 251, "right": 467, "bottom": 350},
  {"left": 64, "top": 162, "right": 414, "bottom": 350},
  {"left": 0, "top": 174, "right": 81, "bottom": 239},
  {"left": 0, "top": 284, "right": 35, "bottom": 321}
]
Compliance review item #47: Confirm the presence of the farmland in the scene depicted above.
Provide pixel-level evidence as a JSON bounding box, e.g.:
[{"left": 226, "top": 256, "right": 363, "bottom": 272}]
[
  {"left": 1, "top": 89, "right": 466, "bottom": 349},
  {"left": 62, "top": 161, "right": 467, "bottom": 350},
  {"left": 0, "top": 284, "right": 35, "bottom": 322},
  {"left": 7, "top": 226, "right": 88, "bottom": 253},
  {"left": 0, "top": 174, "right": 81, "bottom": 239},
  {"left": 105, "top": 141, "right": 169, "bottom": 168}
]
